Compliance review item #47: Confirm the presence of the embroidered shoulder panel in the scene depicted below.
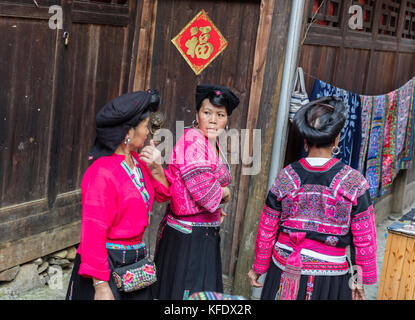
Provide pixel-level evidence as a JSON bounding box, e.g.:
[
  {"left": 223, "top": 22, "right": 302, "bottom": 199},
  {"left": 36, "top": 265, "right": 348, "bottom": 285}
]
[
  {"left": 270, "top": 165, "right": 300, "bottom": 200},
  {"left": 330, "top": 165, "right": 369, "bottom": 204}
]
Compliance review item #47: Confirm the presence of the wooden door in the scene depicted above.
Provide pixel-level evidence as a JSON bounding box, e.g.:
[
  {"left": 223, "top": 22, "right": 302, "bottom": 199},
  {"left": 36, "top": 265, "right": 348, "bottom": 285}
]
[
  {"left": 0, "top": 0, "right": 140, "bottom": 271},
  {"left": 147, "top": 0, "right": 261, "bottom": 277}
]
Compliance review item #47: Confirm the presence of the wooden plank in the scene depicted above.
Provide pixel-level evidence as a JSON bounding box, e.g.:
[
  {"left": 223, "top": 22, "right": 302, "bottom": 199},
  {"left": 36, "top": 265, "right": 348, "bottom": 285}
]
[
  {"left": 378, "top": 231, "right": 394, "bottom": 299},
  {"left": 0, "top": 2, "right": 52, "bottom": 20},
  {"left": 228, "top": 0, "right": 275, "bottom": 279},
  {"left": 397, "top": 236, "right": 415, "bottom": 299},
  {"left": 385, "top": 232, "right": 407, "bottom": 299},
  {"left": 0, "top": 201, "right": 81, "bottom": 243},
  {"left": 46, "top": 0, "right": 73, "bottom": 209},
  {"left": 0, "top": 221, "right": 81, "bottom": 272},
  {"left": 132, "top": 0, "right": 158, "bottom": 91},
  {"left": 0, "top": 17, "right": 56, "bottom": 208},
  {"left": 71, "top": 11, "right": 130, "bottom": 26},
  {"left": 233, "top": 0, "right": 292, "bottom": 297},
  {"left": 0, "top": 198, "right": 48, "bottom": 225},
  {"left": 119, "top": 0, "right": 141, "bottom": 94},
  {"left": 73, "top": 1, "right": 129, "bottom": 15}
]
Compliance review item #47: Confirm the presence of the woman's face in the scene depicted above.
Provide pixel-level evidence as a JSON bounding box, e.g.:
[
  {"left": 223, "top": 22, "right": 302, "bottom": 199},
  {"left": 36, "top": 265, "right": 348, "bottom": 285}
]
[
  {"left": 196, "top": 98, "right": 228, "bottom": 139},
  {"left": 128, "top": 116, "right": 150, "bottom": 150}
]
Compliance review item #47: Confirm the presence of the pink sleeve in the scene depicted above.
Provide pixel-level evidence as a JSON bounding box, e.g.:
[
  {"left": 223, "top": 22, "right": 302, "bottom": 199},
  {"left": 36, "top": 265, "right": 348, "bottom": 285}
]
[
  {"left": 180, "top": 162, "right": 223, "bottom": 213},
  {"left": 152, "top": 168, "right": 171, "bottom": 203},
  {"left": 253, "top": 189, "right": 282, "bottom": 275},
  {"left": 78, "top": 165, "right": 116, "bottom": 281},
  {"left": 351, "top": 201, "right": 377, "bottom": 285}
]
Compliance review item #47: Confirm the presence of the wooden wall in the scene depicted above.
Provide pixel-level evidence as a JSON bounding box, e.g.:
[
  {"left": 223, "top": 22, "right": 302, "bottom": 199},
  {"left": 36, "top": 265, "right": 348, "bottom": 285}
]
[
  {"left": 0, "top": 0, "right": 283, "bottom": 286},
  {"left": 0, "top": 0, "right": 141, "bottom": 272}
]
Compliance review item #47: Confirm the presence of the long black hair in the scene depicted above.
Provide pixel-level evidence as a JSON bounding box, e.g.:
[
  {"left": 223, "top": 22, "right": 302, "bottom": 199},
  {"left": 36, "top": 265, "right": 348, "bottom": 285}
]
[{"left": 293, "top": 96, "right": 347, "bottom": 148}]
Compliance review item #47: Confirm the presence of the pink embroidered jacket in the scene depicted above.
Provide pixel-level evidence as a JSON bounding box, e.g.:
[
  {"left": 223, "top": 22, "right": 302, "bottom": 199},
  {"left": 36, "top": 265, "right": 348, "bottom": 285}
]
[
  {"left": 166, "top": 128, "right": 231, "bottom": 223},
  {"left": 77, "top": 152, "right": 171, "bottom": 281},
  {"left": 253, "top": 158, "right": 377, "bottom": 285}
]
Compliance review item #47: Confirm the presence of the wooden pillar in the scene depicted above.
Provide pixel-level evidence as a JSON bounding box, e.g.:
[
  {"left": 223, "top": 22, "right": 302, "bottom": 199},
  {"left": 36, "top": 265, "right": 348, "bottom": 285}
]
[
  {"left": 392, "top": 170, "right": 408, "bottom": 214},
  {"left": 130, "top": 0, "right": 158, "bottom": 92},
  {"left": 228, "top": 0, "right": 276, "bottom": 281},
  {"left": 232, "top": 0, "right": 294, "bottom": 298}
]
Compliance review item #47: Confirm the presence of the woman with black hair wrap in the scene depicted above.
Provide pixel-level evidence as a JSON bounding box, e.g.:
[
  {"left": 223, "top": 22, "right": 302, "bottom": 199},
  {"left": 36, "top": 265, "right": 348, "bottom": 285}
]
[
  {"left": 152, "top": 84, "right": 239, "bottom": 300},
  {"left": 66, "top": 90, "right": 171, "bottom": 300},
  {"left": 248, "top": 96, "right": 377, "bottom": 300}
]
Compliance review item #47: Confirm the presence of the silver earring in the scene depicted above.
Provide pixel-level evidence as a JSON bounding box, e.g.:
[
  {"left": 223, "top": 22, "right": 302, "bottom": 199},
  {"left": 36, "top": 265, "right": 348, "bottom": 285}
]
[
  {"left": 225, "top": 124, "right": 229, "bottom": 131},
  {"left": 332, "top": 145, "right": 340, "bottom": 156},
  {"left": 124, "top": 136, "right": 131, "bottom": 146},
  {"left": 192, "top": 119, "right": 199, "bottom": 128}
]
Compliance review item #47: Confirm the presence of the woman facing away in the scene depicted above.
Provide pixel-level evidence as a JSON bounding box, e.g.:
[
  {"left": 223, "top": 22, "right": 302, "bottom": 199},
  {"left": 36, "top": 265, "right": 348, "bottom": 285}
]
[
  {"left": 152, "top": 84, "right": 240, "bottom": 300},
  {"left": 66, "top": 90, "right": 171, "bottom": 300},
  {"left": 248, "top": 96, "right": 377, "bottom": 300}
]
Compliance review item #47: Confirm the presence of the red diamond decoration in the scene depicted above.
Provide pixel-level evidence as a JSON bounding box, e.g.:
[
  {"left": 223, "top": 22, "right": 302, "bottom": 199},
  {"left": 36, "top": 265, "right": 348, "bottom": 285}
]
[{"left": 171, "top": 10, "right": 228, "bottom": 75}]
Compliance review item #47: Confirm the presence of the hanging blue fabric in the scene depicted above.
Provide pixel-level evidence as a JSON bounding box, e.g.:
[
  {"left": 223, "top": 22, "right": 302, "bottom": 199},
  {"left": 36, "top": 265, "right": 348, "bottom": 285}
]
[{"left": 309, "top": 79, "right": 362, "bottom": 169}]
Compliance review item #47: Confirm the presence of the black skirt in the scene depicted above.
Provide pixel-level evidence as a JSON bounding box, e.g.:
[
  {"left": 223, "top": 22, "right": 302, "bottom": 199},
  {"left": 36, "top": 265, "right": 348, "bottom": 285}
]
[
  {"left": 152, "top": 216, "right": 223, "bottom": 300},
  {"left": 66, "top": 246, "right": 152, "bottom": 300},
  {"left": 261, "top": 260, "right": 353, "bottom": 300}
]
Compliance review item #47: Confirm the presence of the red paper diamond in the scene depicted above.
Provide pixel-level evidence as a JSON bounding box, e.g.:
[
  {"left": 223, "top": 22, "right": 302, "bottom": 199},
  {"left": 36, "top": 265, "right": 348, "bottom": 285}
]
[{"left": 172, "top": 10, "right": 228, "bottom": 75}]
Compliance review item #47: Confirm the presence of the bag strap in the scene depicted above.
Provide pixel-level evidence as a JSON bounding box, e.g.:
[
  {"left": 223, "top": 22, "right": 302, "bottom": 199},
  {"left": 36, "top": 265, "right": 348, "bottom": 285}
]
[
  {"left": 297, "top": 67, "right": 307, "bottom": 94},
  {"left": 292, "top": 67, "right": 300, "bottom": 92},
  {"left": 292, "top": 67, "right": 307, "bottom": 94},
  {"left": 139, "top": 170, "right": 152, "bottom": 260},
  {"left": 131, "top": 160, "right": 152, "bottom": 260}
]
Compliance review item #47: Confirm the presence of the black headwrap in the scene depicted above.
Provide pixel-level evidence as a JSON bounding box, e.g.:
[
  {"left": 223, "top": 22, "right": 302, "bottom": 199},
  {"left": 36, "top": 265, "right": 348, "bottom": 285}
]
[
  {"left": 89, "top": 89, "right": 160, "bottom": 160},
  {"left": 293, "top": 96, "right": 347, "bottom": 147},
  {"left": 196, "top": 84, "right": 240, "bottom": 116}
]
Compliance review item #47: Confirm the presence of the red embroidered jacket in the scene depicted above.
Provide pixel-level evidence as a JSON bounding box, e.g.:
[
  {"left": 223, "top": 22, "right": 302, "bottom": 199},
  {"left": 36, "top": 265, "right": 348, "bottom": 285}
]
[{"left": 253, "top": 158, "right": 377, "bottom": 285}]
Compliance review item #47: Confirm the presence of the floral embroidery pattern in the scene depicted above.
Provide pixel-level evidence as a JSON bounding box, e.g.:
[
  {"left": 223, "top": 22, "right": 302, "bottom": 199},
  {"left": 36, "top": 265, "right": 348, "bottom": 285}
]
[
  {"left": 143, "top": 264, "right": 156, "bottom": 276},
  {"left": 123, "top": 271, "right": 134, "bottom": 285}
]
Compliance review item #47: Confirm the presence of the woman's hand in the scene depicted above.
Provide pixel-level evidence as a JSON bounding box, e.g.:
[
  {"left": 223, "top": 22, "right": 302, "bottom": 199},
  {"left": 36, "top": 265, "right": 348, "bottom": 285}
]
[
  {"left": 140, "top": 140, "right": 169, "bottom": 188},
  {"left": 93, "top": 281, "right": 114, "bottom": 300},
  {"left": 140, "top": 139, "right": 162, "bottom": 172},
  {"left": 248, "top": 269, "right": 263, "bottom": 288},
  {"left": 221, "top": 187, "right": 231, "bottom": 203}
]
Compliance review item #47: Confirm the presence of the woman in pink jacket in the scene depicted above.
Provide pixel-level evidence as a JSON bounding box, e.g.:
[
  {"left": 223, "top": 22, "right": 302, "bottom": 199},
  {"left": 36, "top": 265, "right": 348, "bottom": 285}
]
[
  {"left": 153, "top": 85, "right": 239, "bottom": 299},
  {"left": 66, "top": 90, "right": 170, "bottom": 300}
]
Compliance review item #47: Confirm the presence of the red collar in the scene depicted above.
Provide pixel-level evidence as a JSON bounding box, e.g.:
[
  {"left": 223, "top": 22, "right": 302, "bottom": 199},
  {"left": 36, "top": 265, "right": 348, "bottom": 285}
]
[{"left": 299, "top": 157, "right": 339, "bottom": 172}]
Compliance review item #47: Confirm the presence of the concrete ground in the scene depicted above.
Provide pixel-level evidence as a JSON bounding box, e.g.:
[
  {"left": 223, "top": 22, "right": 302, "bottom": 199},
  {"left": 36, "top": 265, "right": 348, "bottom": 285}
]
[{"left": 0, "top": 210, "right": 405, "bottom": 300}]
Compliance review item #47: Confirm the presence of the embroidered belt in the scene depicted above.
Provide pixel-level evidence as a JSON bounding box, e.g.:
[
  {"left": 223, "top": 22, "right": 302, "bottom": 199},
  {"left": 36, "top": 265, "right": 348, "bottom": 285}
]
[
  {"left": 275, "top": 243, "right": 346, "bottom": 264},
  {"left": 106, "top": 242, "right": 146, "bottom": 250},
  {"left": 273, "top": 232, "right": 349, "bottom": 300},
  {"left": 166, "top": 214, "right": 220, "bottom": 234}
]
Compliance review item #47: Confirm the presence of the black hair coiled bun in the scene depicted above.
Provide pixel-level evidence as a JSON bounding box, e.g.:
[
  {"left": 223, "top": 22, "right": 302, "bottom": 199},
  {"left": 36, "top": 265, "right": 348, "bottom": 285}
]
[
  {"left": 293, "top": 96, "right": 347, "bottom": 148},
  {"left": 146, "top": 89, "right": 161, "bottom": 113}
]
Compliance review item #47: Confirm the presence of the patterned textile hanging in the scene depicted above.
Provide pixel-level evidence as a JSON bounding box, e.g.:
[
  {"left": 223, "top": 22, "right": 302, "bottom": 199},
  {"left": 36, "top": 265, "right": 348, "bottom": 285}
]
[
  {"left": 397, "top": 78, "right": 415, "bottom": 170},
  {"left": 309, "top": 80, "right": 362, "bottom": 170},
  {"left": 363, "top": 95, "right": 386, "bottom": 200},
  {"left": 365, "top": 78, "right": 415, "bottom": 198}
]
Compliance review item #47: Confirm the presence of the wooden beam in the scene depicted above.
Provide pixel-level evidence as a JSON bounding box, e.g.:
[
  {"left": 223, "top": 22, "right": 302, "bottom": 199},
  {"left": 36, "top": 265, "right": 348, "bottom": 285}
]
[
  {"left": 0, "top": 221, "right": 81, "bottom": 273},
  {"left": 228, "top": 0, "right": 275, "bottom": 281},
  {"left": 132, "top": 0, "right": 158, "bottom": 91},
  {"left": 232, "top": 0, "right": 293, "bottom": 298}
]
